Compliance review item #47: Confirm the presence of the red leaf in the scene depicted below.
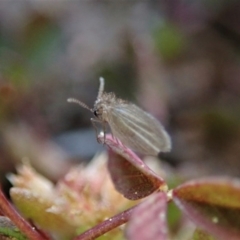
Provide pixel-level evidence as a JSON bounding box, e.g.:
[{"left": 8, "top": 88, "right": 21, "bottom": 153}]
[
  {"left": 102, "top": 134, "right": 167, "bottom": 200},
  {"left": 126, "top": 192, "right": 169, "bottom": 240},
  {"left": 173, "top": 177, "right": 240, "bottom": 240}
]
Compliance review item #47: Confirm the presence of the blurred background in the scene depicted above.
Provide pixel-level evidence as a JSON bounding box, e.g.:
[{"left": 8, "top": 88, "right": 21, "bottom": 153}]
[{"left": 0, "top": 0, "right": 240, "bottom": 190}]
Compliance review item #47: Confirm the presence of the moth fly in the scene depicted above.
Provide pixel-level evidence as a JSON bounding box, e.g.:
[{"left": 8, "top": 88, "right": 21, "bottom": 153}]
[{"left": 67, "top": 77, "right": 171, "bottom": 156}]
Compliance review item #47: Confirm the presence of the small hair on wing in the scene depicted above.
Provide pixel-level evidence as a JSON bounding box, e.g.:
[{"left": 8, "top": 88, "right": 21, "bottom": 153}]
[
  {"left": 97, "top": 77, "right": 105, "bottom": 99},
  {"left": 67, "top": 98, "right": 92, "bottom": 112}
]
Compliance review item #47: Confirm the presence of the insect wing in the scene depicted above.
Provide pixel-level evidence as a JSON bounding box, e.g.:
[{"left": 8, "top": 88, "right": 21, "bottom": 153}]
[{"left": 107, "top": 103, "right": 171, "bottom": 155}]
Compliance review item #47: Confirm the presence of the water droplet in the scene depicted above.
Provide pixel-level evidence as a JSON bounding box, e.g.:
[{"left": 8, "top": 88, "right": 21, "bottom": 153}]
[{"left": 212, "top": 216, "right": 218, "bottom": 223}]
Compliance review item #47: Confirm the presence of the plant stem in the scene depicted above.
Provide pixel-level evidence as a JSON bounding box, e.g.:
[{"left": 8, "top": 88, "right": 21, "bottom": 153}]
[
  {"left": 74, "top": 205, "right": 137, "bottom": 240},
  {"left": 0, "top": 188, "right": 45, "bottom": 240}
]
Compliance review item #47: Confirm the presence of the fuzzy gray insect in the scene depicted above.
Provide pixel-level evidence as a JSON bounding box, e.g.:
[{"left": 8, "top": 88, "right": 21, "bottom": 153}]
[{"left": 67, "top": 77, "right": 171, "bottom": 156}]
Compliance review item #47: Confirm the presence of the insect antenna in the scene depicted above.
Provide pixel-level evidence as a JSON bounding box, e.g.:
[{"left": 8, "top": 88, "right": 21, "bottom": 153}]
[
  {"left": 67, "top": 98, "right": 92, "bottom": 112},
  {"left": 97, "top": 77, "right": 105, "bottom": 99}
]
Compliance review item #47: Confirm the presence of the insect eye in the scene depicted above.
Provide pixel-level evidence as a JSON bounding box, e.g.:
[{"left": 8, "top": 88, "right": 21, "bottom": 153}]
[{"left": 94, "top": 110, "right": 98, "bottom": 117}]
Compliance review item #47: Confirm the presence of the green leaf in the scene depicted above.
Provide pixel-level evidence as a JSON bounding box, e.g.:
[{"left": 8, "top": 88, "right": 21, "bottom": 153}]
[
  {"left": 0, "top": 216, "right": 27, "bottom": 240},
  {"left": 153, "top": 23, "right": 185, "bottom": 60},
  {"left": 192, "top": 228, "right": 216, "bottom": 240}
]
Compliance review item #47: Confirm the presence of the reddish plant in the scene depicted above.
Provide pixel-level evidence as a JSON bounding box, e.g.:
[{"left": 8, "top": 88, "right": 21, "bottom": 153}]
[{"left": 0, "top": 134, "right": 240, "bottom": 240}]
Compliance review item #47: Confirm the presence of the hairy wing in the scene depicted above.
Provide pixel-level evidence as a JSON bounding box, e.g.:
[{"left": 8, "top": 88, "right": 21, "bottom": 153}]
[{"left": 107, "top": 103, "right": 171, "bottom": 155}]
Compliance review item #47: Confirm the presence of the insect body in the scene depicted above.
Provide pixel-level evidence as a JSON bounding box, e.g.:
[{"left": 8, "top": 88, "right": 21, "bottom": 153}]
[{"left": 68, "top": 77, "right": 171, "bottom": 156}]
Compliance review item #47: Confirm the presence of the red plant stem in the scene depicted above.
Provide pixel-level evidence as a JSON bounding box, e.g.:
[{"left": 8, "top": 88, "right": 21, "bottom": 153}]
[
  {"left": 74, "top": 205, "right": 137, "bottom": 240},
  {"left": 0, "top": 189, "right": 44, "bottom": 240}
]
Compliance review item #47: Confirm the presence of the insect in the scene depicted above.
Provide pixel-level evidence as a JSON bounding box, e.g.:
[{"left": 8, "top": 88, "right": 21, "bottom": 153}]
[{"left": 67, "top": 77, "right": 171, "bottom": 156}]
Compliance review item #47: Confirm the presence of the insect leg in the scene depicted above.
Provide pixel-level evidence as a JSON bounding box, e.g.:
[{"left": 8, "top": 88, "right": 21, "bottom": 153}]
[
  {"left": 108, "top": 126, "right": 117, "bottom": 144},
  {"left": 108, "top": 126, "right": 121, "bottom": 145},
  {"left": 102, "top": 122, "right": 106, "bottom": 144},
  {"left": 91, "top": 118, "right": 103, "bottom": 143},
  {"left": 107, "top": 125, "right": 125, "bottom": 147}
]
